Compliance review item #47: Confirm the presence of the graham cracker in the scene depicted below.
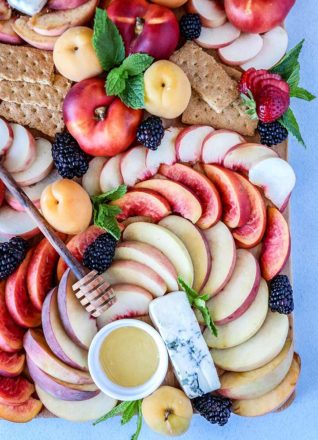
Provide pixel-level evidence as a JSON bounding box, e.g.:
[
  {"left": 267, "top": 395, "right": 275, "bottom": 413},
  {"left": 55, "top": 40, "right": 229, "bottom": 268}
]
[
  {"left": 0, "top": 101, "right": 64, "bottom": 137},
  {"left": 0, "top": 75, "right": 72, "bottom": 111},
  {"left": 0, "top": 44, "right": 54, "bottom": 85},
  {"left": 170, "top": 41, "right": 238, "bottom": 113},
  {"left": 182, "top": 90, "right": 257, "bottom": 137}
]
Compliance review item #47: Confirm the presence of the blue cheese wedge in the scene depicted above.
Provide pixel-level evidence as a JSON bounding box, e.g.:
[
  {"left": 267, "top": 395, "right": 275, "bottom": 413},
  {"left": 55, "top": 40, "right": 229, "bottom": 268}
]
[
  {"left": 149, "top": 291, "right": 220, "bottom": 398},
  {"left": 8, "top": 0, "right": 47, "bottom": 15}
]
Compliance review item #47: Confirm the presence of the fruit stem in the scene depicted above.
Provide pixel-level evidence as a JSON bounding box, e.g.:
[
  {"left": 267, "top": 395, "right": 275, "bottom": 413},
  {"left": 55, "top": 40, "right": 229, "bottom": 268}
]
[
  {"left": 164, "top": 409, "right": 172, "bottom": 421},
  {"left": 135, "top": 17, "right": 145, "bottom": 36},
  {"left": 94, "top": 107, "right": 107, "bottom": 121}
]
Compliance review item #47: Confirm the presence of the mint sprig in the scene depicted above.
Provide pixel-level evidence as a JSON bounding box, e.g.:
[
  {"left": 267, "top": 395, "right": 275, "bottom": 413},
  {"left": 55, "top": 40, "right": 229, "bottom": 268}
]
[
  {"left": 279, "top": 108, "right": 305, "bottom": 147},
  {"left": 93, "top": 9, "right": 154, "bottom": 109},
  {"left": 93, "top": 400, "right": 143, "bottom": 440},
  {"left": 178, "top": 276, "right": 218, "bottom": 337},
  {"left": 91, "top": 185, "right": 127, "bottom": 240}
]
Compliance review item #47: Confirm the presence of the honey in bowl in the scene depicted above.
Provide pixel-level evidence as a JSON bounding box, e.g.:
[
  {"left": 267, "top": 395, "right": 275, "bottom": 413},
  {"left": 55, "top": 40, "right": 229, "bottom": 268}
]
[{"left": 99, "top": 326, "right": 160, "bottom": 387}]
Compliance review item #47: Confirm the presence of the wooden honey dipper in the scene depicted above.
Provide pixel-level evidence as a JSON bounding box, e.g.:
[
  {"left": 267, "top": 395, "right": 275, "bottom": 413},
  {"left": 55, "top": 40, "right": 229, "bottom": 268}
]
[{"left": 0, "top": 163, "right": 115, "bottom": 318}]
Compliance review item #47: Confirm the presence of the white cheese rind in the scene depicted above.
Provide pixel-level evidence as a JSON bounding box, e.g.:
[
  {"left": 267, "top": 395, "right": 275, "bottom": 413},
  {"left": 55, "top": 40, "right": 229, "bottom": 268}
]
[
  {"left": 8, "top": 0, "right": 47, "bottom": 15},
  {"left": 149, "top": 291, "right": 220, "bottom": 398}
]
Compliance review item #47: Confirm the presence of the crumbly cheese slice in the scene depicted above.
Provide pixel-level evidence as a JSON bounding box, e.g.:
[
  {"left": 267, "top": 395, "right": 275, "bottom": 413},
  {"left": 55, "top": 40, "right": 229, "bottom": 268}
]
[
  {"left": 149, "top": 291, "right": 220, "bottom": 398},
  {"left": 7, "top": 0, "right": 47, "bottom": 15}
]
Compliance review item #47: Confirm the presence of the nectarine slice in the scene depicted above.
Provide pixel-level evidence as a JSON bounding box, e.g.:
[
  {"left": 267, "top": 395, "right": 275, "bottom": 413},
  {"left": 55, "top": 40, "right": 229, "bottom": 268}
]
[
  {"left": 260, "top": 207, "right": 290, "bottom": 280},
  {"left": 201, "top": 129, "right": 245, "bottom": 165},
  {"left": 0, "top": 351, "right": 25, "bottom": 377},
  {"left": 175, "top": 125, "right": 214, "bottom": 163},
  {"left": 99, "top": 154, "right": 124, "bottom": 193},
  {"left": 0, "top": 282, "right": 24, "bottom": 353},
  {"left": 27, "top": 238, "right": 59, "bottom": 311},
  {"left": 5, "top": 250, "right": 41, "bottom": 328},
  {"left": 203, "top": 164, "right": 251, "bottom": 228},
  {"left": 0, "top": 375, "right": 34, "bottom": 405},
  {"left": 0, "top": 397, "right": 42, "bottom": 422},
  {"left": 232, "top": 173, "right": 266, "bottom": 248},
  {"left": 135, "top": 179, "right": 202, "bottom": 224},
  {"left": 13, "top": 16, "right": 58, "bottom": 50},
  {"left": 160, "top": 163, "right": 222, "bottom": 229},
  {"left": 223, "top": 143, "right": 278, "bottom": 174},
  {"left": 82, "top": 157, "right": 107, "bottom": 196},
  {"left": 0, "top": 118, "right": 13, "bottom": 155},
  {"left": 111, "top": 189, "right": 171, "bottom": 223}
]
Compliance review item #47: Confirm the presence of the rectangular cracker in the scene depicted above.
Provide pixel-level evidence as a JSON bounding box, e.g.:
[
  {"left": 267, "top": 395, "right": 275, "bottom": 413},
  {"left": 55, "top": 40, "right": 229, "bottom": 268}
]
[
  {"left": 182, "top": 90, "right": 257, "bottom": 137},
  {"left": 0, "top": 101, "right": 64, "bottom": 137},
  {"left": 0, "top": 75, "right": 72, "bottom": 110},
  {"left": 0, "top": 44, "right": 54, "bottom": 85},
  {"left": 170, "top": 41, "right": 239, "bottom": 113}
]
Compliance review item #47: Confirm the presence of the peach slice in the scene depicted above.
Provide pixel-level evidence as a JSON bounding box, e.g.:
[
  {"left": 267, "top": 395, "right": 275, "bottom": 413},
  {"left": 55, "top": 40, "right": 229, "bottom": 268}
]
[
  {"left": 201, "top": 129, "right": 245, "bottom": 165},
  {"left": 218, "top": 33, "right": 263, "bottom": 65},
  {"left": 96, "top": 284, "right": 153, "bottom": 329},
  {"left": 201, "top": 221, "right": 236, "bottom": 297},
  {"left": 0, "top": 18, "right": 23, "bottom": 45},
  {"left": 204, "top": 278, "right": 268, "bottom": 349},
  {"left": 99, "top": 154, "right": 124, "bottom": 193},
  {"left": 188, "top": 0, "right": 226, "bottom": 28},
  {"left": 57, "top": 270, "right": 98, "bottom": 350},
  {"left": 123, "top": 222, "right": 194, "bottom": 286},
  {"left": 159, "top": 215, "right": 211, "bottom": 292},
  {"left": 30, "top": 0, "right": 99, "bottom": 37},
  {"left": 121, "top": 146, "right": 153, "bottom": 187},
  {"left": 220, "top": 338, "right": 294, "bottom": 399},
  {"left": 103, "top": 260, "right": 167, "bottom": 297},
  {"left": 232, "top": 354, "right": 300, "bottom": 416},
  {"left": 0, "top": 1, "right": 11, "bottom": 20},
  {"left": 241, "top": 26, "right": 288, "bottom": 71},
  {"left": 211, "top": 311, "right": 289, "bottom": 372},
  {"left": 203, "top": 164, "right": 251, "bottom": 228},
  {"left": 0, "top": 376, "right": 34, "bottom": 405},
  {"left": 260, "top": 207, "right": 290, "bottom": 280},
  {"left": 160, "top": 163, "right": 222, "bottom": 229},
  {"left": 0, "top": 397, "right": 42, "bottom": 422},
  {"left": 115, "top": 241, "right": 178, "bottom": 291},
  {"left": 35, "top": 385, "right": 116, "bottom": 421},
  {"left": 207, "top": 249, "right": 260, "bottom": 325},
  {"left": 111, "top": 189, "right": 171, "bottom": 223},
  {"left": 0, "top": 118, "right": 13, "bottom": 155},
  {"left": 0, "top": 282, "right": 24, "bottom": 353},
  {"left": 196, "top": 22, "right": 240, "bottom": 49},
  {"left": 232, "top": 173, "right": 266, "bottom": 249},
  {"left": 27, "top": 356, "right": 98, "bottom": 401},
  {"left": 27, "top": 237, "right": 60, "bottom": 311},
  {"left": 42, "top": 289, "right": 88, "bottom": 371},
  {"left": 0, "top": 351, "right": 25, "bottom": 377},
  {"left": 12, "top": 138, "right": 53, "bottom": 187},
  {"left": 5, "top": 250, "right": 41, "bottom": 328},
  {"left": 175, "top": 125, "right": 214, "bottom": 163},
  {"left": 24, "top": 329, "right": 93, "bottom": 385},
  {"left": 135, "top": 179, "right": 202, "bottom": 224},
  {"left": 3, "top": 124, "right": 36, "bottom": 174},
  {"left": 249, "top": 157, "right": 296, "bottom": 211},
  {"left": 82, "top": 157, "right": 107, "bottom": 196},
  {"left": 0, "top": 206, "right": 39, "bottom": 239},
  {"left": 223, "top": 143, "right": 278, "bottom": 174},
  {"left": 146, "top": 127, "right": 181, "bottom": 174},
  {"left": 13, "top": 17, "right": 58, "bottom": 50},
  {"left": 56, "top": 225, "right": 105, "bottom": 281}
]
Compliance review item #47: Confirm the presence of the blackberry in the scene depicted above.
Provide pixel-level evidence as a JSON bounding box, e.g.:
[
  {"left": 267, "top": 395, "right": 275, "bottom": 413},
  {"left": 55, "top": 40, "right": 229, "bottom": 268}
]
[
  {"left": 52, "top": 132, "right": 89, "bottom": 178},
  {"left": 0, "top": 237, "right": 27, "bottom": 280},
  {"left": 193, "top": 394, "right": 232, "bottom": 426},
  {"left": 258, "top": 121, "right": 288, "bottom": 147},
  {"left": 136, "top": 116, "right": 164, "bottom": 150},
  {"left": 83, "top": 233, "right": 117, "bottom": 274},
  {"left": 180, "top": 14, "right": 201, "bottom": 40},
  {"left": 269, "top": 275, "right": 294, "bottom": 314}
]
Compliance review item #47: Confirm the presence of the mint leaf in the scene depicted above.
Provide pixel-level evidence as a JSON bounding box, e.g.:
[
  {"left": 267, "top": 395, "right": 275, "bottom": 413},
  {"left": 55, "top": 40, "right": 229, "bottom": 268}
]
[
  {"left": 271, "top": 39, "right": 304, "bottom": 80},
  {"left": 93, "top": 401, "right": 131, "bottom": 425},
  {"left": 119, "top": 73, "right": 144, "bottom": 109},
  {"left": 178, "top": 276, "right": 218, "bottom": 337},
  {"left": 121, "top": 401, "right": 138, "bottom": 425},
  {"left": 122, "top": 53, "right": 154, "bottom": 76},
  {"left": 92, "top": 185, "right": 127, "bottom": 204},
  {"left": 241, "top": 91, "right": 258, "bottom": 120},
  {"left": 131, "top": 400, "right": 143, "bottom": 440},
  {"left": 94, "top": 211, "right": 121, "bottom": 240},
  {"left": 290, "top": 86, "right": 316, "bottom": 101},
  {"left": 93, "top": 8, "right": 125, "bottom": 72},
  {"left": 279, "top": 108, "right": 305, "bottom": 147},
  {"left": 106, "top": 67, "right": 129, "bottom": 96},
  {"left": 286, "top": 62, "right": 300, "bottom": 91}
]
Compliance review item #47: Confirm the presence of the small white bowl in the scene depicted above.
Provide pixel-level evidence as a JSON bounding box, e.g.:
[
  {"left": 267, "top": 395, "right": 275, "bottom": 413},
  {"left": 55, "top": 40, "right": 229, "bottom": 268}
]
[{"left": 88, "top": 319, "right": 168, "bottom": 401}]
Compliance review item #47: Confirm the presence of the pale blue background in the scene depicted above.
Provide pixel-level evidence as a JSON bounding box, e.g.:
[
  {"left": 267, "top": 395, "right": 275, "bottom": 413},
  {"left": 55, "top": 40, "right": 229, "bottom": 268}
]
[{"left": 1, "top": 2, "right": 317, "bottom": 439}]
